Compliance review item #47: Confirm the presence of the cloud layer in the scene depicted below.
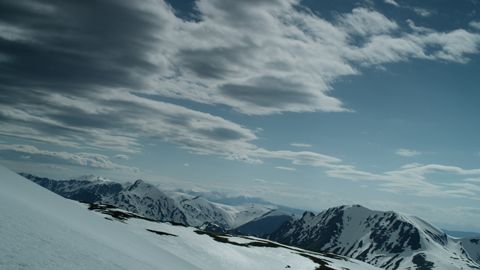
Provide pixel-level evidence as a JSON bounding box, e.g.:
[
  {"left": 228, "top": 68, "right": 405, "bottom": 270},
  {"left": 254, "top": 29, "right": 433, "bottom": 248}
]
[
  {"left": 0, "top": 144, "right": 137, "bottom": 171},
  {"left": 1, "top": 0, "right": 480, "bottom": 201}
]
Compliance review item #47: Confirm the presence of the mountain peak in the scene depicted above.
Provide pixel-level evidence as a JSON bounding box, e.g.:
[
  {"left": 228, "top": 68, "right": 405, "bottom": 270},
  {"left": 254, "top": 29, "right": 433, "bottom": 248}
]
[
  {"left": 301, "top": 211, "right": 315, "bottom": 218},
  {"left": 269, "top": 204, "right": 479, "bottom": 270},
  {"left": 127, "top": 179, "right": 150, "bottom": 191}
]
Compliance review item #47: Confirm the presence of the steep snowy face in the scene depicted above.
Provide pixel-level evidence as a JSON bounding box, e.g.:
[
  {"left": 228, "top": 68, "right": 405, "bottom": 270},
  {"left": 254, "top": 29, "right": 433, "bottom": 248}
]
[
  {"left": 178, "top": 196, "right": 233, "bottom": 227},
  {"left": 101, "top": 180, "right": 187, "bottom": 224},
  {"left": 269, "top": 205, "right": 480, "bottom": 270}
]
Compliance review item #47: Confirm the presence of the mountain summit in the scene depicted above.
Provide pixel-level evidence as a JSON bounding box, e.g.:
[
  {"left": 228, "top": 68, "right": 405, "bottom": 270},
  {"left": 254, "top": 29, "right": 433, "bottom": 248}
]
[{"left": 269, "top": 204, "right": 480, "bottom": 269}]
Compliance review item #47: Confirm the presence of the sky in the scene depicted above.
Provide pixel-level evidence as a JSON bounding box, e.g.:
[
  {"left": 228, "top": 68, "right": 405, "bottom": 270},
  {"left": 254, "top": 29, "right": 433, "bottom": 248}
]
[{"left": 1, "top": 0, "right": 480, "bottom": 231}]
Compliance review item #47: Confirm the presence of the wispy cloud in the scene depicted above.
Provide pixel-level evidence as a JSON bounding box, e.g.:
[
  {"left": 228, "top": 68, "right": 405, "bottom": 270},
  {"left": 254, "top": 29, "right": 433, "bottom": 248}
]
[
  {"left": 115, "top": 154, "right": 129, "bottom": 160},
  {"left": 471, "top": 21, "right": 480, "bottom": 30},
  {"left": 290, "top": 143, "right": 312, "bottom": 148},
  {"left": 382, "top": 1, "right": 435, "bottom": 18},
  {"left": 384, "top": 0, "right": 399, "bottom": 7},
  {"left": 325, "top": 163, "right": 480, "bottom": 199},
  {"left": 412, "top": 7, "right": 434, "bottom": 17},
  {"left": 0, "top": 144, "right": 138, "bottom": 172},
  {"left": 0, "top": 1, "right": 478, "bottom": 121},
  {"left": 252, "top": 178, "right": 267, "bottom": 183},
  {"left": 275, "top": 166, "right": 297, "bottom": 171},
  {"left": 395, "top": 148, "right": 422, "bottom": 157}
]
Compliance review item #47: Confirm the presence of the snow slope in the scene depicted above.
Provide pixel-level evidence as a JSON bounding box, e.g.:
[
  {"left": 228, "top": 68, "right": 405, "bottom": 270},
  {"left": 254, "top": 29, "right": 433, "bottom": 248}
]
[
  {"left": 1, "top": 167, "right": 198, "bottom": 270},
  {"left": 1, "top": 166, "right": 380, "bottom": 270},
  {"left": 269, "top": 205, "right": 480, "bottom": 270}
]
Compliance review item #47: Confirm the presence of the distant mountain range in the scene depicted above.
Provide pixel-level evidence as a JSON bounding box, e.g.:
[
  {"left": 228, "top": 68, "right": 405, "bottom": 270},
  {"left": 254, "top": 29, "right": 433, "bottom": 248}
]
[
  {"left": 1, "top": 166, "right": 381, "bottom": 270},
  {"left": 21, "top": 173, "right": 480, "bottom": 270},
  {"left": 21, "top": 173, "right": 298, "bottom": 229},
  {"left": 443, "top": 229, "right": 480, "bottom": 238}
]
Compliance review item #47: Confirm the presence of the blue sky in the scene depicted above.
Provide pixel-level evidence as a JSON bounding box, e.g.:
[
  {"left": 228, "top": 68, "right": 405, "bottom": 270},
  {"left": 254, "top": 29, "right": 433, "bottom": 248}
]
[{"left": 1, "top": 0, "right": 480, "bottom": 231}]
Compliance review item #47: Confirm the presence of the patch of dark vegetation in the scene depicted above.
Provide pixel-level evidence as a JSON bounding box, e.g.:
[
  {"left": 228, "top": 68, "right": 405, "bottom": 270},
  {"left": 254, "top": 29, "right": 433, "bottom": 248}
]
[
  {"left": 412, "top": 253, "right": 434, "bottom": 270},
  {"left": 87, "top": 203, "right": 117, "bottom": 210},
  {"left": 168, "top": 221, "right": 189, "bottom": 227},
  {"left": 201, "top": 222, "right": 228, "bottom": 234},
  {"left": 322, "top": 253, "right": 348, "bottom": 261},
  {"left": 86, "top": 203, "right": 157, "bottom": 222},
  {"left": 194, "top": 230, "right": 279, "bottom": 248},
  {"left": 471, "top": 238, "right": 479, "bottom": 244},
  {"left": 146, "top": 229, "right": 177, "bottom": 237}
]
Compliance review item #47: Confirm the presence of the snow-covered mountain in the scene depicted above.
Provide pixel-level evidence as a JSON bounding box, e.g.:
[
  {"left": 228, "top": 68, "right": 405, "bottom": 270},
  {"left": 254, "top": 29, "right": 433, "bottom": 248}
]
[
  {"left": 269, "top": 204, "right": 480, "bottom": 270},
  {"left": 101, "top": 179, "right": 188, "bottom": 224},
  {"left": 21, "top": 174, "right": 278, "bottom": 229},
  {"left": 18, "top": 172, "right": 480, "bottom": 270},
  {"left": 1, "top": 166, "right": 381, "bottom": 270}
]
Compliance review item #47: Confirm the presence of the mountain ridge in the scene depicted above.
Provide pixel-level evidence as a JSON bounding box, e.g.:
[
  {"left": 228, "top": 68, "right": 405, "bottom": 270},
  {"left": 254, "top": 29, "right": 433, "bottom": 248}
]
[
  {"left": 1, "top": 166, "right": 381, "bottom": 270},
  {"left": 20, "top": 173, "right": 285, "bottom": 229},
  {"left": 19, "top": 172, "right": 480, "bottom": 270},
  {"left": 268, "top": 204, "right": 480, "bottom": 270}
]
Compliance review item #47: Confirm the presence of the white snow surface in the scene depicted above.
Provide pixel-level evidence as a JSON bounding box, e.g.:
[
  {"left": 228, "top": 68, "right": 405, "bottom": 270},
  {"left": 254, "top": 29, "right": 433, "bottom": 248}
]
[{"left": 0, "top": 166, "right": 379, "bottom": 270}]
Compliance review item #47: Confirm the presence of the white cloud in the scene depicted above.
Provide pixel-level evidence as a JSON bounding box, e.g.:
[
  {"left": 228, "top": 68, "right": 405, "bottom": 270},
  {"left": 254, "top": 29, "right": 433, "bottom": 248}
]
[
  {"left": 412, "top": 7, "right": 434, "bottom": 17},
  {"left": 0, "top": 144, "right": 137, "bottom": 172},
  {"left": 290, "top": 142, "right": 312, "bottom": 148},
  {"left": 275, "top": 166, "right": 296, "bottom": 171},
  {"left": 396, "top": 148, "right": 421, "bottom": 157},
  {"left": 252, "top": 178, "right": 267, "bottom": 183},
  {"left": 139, "top": 1, "right": 480, "bottom": 115},
  {"left": 115, "top": 154, "right": 129, "bottom": 160},
  {"left": 324, "top": 162, "right": 480, "bottom": 199},
  {"left": 338, "top": 8, "right": 398, "bottom": 36},
  {"left": 471, "top": 21, "right": 480, "bottom": 30},
  {"left": 384, "top": 0, "right": 399, "bottom": 7},
  {"left": 2, "top": 0, "right": 480, "bottom": 122}
]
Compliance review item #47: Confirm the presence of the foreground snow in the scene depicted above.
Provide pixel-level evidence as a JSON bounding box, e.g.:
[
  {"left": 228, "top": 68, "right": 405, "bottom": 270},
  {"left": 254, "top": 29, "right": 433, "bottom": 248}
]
[{"left": 0, "top": 166, "right": 379, "bottom": 270}]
